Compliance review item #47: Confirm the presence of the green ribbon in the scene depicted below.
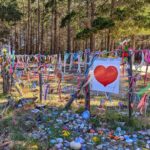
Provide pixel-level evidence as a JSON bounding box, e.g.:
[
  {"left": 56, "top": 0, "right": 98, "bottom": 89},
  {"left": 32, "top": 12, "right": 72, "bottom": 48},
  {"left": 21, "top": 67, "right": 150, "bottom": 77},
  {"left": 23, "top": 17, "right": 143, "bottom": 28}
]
[{"left": 137, "top": 84, "right": 150, "bottom": 96}]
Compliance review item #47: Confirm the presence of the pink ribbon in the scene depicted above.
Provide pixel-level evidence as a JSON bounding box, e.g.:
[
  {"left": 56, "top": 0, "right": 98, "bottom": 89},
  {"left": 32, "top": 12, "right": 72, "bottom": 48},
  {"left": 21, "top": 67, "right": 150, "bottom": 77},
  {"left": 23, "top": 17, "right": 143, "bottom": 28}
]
[
  {"left": 137, "top": 94, "right": 148, "bottom": 114},
  {"left": 144, "top": 50, "right": 150, "bottom": 85},
  {"left": 9, "top": 65, "right": 13, "bottom": 74},
  {"left": 144, "top": 50, "right": 150, "bottom": 64}
]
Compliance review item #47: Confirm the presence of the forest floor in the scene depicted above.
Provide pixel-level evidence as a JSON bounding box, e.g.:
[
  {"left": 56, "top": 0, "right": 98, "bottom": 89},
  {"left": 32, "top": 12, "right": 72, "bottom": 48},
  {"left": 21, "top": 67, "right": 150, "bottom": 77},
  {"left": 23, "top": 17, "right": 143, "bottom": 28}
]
[{"left": 0, "top": 73, "right": 150, "bottom": 150}]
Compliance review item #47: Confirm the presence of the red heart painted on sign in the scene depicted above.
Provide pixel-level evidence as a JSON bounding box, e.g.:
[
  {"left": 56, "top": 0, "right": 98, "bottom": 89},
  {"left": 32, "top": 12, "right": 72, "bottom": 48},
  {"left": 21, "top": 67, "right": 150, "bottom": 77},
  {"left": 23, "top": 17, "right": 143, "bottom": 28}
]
[{"left": 94, "top": 65, "right": 118, "bottom": 86}]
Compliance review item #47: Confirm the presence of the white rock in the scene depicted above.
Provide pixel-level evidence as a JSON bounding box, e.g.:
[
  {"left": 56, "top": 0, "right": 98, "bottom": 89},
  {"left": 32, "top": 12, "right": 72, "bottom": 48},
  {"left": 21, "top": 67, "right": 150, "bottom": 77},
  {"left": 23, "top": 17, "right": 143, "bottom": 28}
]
[
  {"left": 147, "top": 129, "right": 150, "bottom": 136},
  {"left": 136, "top": 148, "right": 141, "bottom": 150},
  {"left": 70, "top": 141, "right": 81, "bottom": 150},
  {"left": 96, "top": 144, "right": 103, "bottom": 149},
  {"left": 56, "top": 138, "right": 63, "bottom": 143},
  {"left": 146, "top": 144, "right": 150, "bottom": 149},
  {"left": 55, "top": 143, "right": 63, "bottom": 149},
  {"left": 147, "top": 140, "right": 150, "bottom": 144}
]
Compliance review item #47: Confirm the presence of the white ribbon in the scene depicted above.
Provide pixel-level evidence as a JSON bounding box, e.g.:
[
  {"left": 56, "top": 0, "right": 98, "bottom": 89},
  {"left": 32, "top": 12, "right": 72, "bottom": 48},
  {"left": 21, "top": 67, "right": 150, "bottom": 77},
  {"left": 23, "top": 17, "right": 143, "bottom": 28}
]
[
  {"left": 69, "top": 53, "right": 73, "bottom": 71},
  {"left": 77, "top": 54, "right": 81, "bottom": 73},
  {"left": 63, "top": 54, "right": 66, "bottom": 74},
  {"left": 27, "top": 56, "right": 30, "bottom": 64},
  {"left": 82, "top": 70, "right": 94, "bottom": 88},
  {"left": 58, "top": 54, "right": 62, "bottom": 71}
]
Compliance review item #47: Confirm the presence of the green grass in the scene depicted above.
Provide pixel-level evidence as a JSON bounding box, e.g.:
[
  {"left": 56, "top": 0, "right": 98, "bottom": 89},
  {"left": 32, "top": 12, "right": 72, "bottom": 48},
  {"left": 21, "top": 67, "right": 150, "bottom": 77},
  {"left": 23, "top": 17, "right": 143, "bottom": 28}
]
[
  {"left": 10, "top": 130, "right": 26, "bottom": 141},
  {"left": 0, "top": 93, "right": 7, "bottom": 99},
  {"left": 0, "top": 116, "right": 13, "bottom": 132}
]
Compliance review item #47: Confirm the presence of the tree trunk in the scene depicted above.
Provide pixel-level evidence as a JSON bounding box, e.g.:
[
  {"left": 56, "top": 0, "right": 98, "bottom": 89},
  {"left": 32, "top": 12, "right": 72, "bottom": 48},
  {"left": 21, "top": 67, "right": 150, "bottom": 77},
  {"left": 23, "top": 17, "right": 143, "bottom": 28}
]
[
  {"left": 30, "top": 12, "right": 33, "bottom": 54},
  {"left": 107, "top": 0, "right": 115, "bottom": 51},
  {"left": 3, "top": 72, "right": 10, "bottom": 94},
  {"left": 131, "top": 35, "right": 136, "bottom": 64},
  {"left": 50, "top": 10, "right": 54, "bottom": 54},
  {"left": 132, "top": 35, "right": 136, "bottom": 50},
  {"left": 67, "top": 0, "right": 71, "bottom": 52},
  {"left": 2, "top": 55, "right": 10, "bottom": 94},
  {"left": 111, "top": 39, "right": 115, "bottom": 50},
  {"left": 25, "top": 28, "right": 27, "bottom": 54},
  {"left": 37, "top": 0, "right": 40, "bottom": 53},
  {"left": 19, "top": 23, "right": 22, "bottom": 53},
  {"left": 85, "top": 0, "right": 89, "bottom": 49},
  {"left": 32, "top": 20, "right": 34, "bottom": 53},
  {"left": 107, "top": 29, "right": 111, "bottom": 51},
  {"left": 105, "top": 30, "right": 107, "bottom": 50},
  {"left": 101, "top": 34, "right": 104, "bottom": 50},
  {"left": 21, "top": 0, "right": 25, "bottom": 54},
  {"left": 85, "top": 53, "right": 90, "bottom": 110},
  {"left": 45, "top": 25, "right": 49, "bottom": 53},
  {"left": 41, "top": 1, "right": 45, "bottom": 54},
  {"left": 90, "top": 0, "right": 95, "bottom": 51},
  {"left": 54, "top": 0, "right": 58, "bottom": 54},
  {"left": 58, "top": 24, "right": 61, "bottom": 53},
  {"left": 27, "top": 0, "right": 31, "bottom": 54}
]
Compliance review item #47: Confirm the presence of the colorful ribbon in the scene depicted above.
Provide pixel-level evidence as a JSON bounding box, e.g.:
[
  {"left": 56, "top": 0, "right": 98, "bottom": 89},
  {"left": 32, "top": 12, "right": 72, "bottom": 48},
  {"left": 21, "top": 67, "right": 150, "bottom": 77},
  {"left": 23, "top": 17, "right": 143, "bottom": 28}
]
[{"left": 137, "top": 94, "right": 148, "bottom": 115}]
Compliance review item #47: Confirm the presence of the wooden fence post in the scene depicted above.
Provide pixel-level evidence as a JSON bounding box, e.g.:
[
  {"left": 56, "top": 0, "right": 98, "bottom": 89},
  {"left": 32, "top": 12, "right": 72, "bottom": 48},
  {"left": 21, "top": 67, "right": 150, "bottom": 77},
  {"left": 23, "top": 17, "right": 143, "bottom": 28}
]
[
  {"left": 85, "top": 50, "right": 90, "bottom": 110},
  {"left": 127, "top": 50, "right": 133, "bottom": 119}
]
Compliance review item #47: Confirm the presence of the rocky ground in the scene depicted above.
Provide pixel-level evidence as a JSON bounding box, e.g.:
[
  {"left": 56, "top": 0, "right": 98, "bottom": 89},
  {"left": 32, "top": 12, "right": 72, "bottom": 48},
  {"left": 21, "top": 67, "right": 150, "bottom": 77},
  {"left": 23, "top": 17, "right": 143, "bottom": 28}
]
[{"left": 0, "top": 73, "right": 150, "bottom": 150}]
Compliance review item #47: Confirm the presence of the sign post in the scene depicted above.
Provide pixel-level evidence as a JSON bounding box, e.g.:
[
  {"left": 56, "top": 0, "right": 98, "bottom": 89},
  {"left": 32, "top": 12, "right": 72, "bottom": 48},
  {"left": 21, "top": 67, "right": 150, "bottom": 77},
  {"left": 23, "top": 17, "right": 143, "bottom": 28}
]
[{"left": 127, "top": 50, "right": 133, "bottom": 119}]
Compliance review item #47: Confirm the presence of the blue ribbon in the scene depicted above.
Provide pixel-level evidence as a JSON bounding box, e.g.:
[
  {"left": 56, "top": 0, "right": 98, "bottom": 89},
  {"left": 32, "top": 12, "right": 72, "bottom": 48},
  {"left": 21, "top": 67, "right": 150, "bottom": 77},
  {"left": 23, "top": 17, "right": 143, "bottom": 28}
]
[
  {"left": 73, "top": 53, "right": 78, "bottom": 61},
  {"left": 64, "top": 53, "right": 70, "bottom": 60}
]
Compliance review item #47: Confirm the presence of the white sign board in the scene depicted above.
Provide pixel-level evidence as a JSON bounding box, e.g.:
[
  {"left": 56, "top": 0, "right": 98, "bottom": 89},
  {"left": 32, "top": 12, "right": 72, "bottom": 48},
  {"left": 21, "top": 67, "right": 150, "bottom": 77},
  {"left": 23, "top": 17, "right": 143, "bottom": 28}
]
[{"left": 90, "top": 58, "right": 121, "bottom": 94}]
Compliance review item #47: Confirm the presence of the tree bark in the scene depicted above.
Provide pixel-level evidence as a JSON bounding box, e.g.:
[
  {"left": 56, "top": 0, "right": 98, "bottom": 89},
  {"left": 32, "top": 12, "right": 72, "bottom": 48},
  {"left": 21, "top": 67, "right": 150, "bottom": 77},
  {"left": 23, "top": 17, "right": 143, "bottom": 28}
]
[
  {"left": 90, "top": 0, "right": 95, "bottom": 51},
  {"left": 3, "top": 72, "right": 10, "bottom": 94},
  {"left": 132, "top": 35, "right": 136, "bottom": 50},
  {"left": 41, "top": 1, "right": 45, "bottom": 54},
  {"left": 27, "top": 0, "right": 31, "bottom": 54},
  {"left": 105, "top": 30, "right": 107, "bottom": 50},
  {"left": 54, "top": 0, "right": 58, "bottom": 54},
  {"left": 85, "top": 0, "right": 90, "bottom": 49},
  {"left": 67, "top": 0, "right": 71, "bottom": 52},
  {"left": 37, "top": 0, "right": 40, "bottom": 53},
  {"left": 32, "top": 21, "right": 34, "bottom": 54},
  {"left": 107, "top": 0, "right": 115, "bottom": 51},
  {"left": 30, "top": 12, "right": 33, "bottom": 54},
  {"left": 50, "top": 10, "right": 54, "bottom": 54},
  {"left": 2, "top": 56, "right": 10, "bottom": 94}
]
